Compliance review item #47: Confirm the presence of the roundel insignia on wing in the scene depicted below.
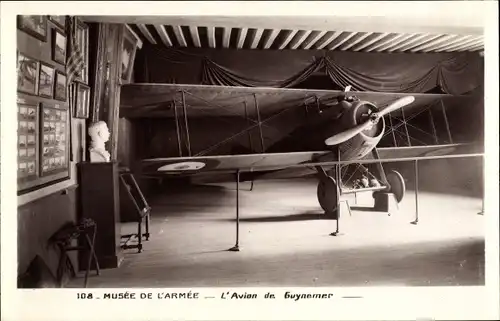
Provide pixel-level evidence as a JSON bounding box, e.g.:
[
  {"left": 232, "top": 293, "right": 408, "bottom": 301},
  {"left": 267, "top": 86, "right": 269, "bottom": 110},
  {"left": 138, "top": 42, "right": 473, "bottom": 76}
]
[{"left": 158, "top": 161, "right": 206, "bottom": 172}]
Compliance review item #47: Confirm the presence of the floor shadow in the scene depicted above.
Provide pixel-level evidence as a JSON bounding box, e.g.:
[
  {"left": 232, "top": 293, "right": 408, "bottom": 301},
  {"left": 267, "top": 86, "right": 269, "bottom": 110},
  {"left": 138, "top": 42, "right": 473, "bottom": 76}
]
[
  {"left": 189, "top": 249, "right": 230, "bottom": 255},
  {"left": 152, "top": 183, "right": 233, "bottom": 198},
  {"left": 148, "top": 184, "right": 235, "bottom": 213},
  {"left": 350, "top": 206, "right": 377, "bottom": 212},
  {"left": 223, "top": 211, "right": 334, "bottom": 223},
  {"left": 74, "top": 237, "right": 485, "bottom": 288}
]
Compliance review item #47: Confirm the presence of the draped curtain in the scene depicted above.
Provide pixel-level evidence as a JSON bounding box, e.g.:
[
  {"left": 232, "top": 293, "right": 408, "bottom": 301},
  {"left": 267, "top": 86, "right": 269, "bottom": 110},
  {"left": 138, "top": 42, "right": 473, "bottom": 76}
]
[{"left": 135, "top": 44, "right": 484, "bottom": 95}]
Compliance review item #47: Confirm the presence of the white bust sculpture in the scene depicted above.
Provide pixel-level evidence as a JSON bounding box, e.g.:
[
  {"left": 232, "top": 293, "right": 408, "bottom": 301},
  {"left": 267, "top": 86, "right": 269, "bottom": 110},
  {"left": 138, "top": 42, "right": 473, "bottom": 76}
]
[{"left": 88, "top": 121, "right": 111, "bottom": 162}]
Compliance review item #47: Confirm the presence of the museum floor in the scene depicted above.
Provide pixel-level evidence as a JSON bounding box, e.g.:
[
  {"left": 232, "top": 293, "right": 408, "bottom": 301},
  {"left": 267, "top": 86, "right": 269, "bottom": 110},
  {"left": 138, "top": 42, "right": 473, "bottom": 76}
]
[{"left": 66, "top": 178, "right": 485, "bottom": 288}]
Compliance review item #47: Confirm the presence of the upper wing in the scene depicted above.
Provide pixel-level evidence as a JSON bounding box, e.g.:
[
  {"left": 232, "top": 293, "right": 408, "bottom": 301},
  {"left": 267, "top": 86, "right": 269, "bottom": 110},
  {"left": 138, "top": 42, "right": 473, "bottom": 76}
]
[{"left": 120, "top": 83, "right": 472, "bottom": 119}]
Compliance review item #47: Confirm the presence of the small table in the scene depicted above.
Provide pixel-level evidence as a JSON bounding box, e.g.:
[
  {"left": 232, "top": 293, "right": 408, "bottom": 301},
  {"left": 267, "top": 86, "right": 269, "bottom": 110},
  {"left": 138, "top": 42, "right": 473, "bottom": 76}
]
[{"left": 50, "top": 218, "right": 100, "bottom": 288}]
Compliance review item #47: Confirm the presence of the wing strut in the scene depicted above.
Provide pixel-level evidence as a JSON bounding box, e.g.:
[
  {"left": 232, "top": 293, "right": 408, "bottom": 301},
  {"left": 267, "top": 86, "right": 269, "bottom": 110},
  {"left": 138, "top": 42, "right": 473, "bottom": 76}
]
[
  {"left": 253, "top": 94, "right": 265, "bottom": 153},
  {"left": 181, "top": 91, "right": 192, "bottom": 156},
  {"left": 411, "top": 160, "right": 419, "bottom": 225},
  {"left": 173, "top": 100, "right": 183, "bottom": 157},
  {"left": 372, "top": 148, "right": 389, "bottom": 188},
  {"left": 228, "top": 170, "right": 241, "bottom": 252}
]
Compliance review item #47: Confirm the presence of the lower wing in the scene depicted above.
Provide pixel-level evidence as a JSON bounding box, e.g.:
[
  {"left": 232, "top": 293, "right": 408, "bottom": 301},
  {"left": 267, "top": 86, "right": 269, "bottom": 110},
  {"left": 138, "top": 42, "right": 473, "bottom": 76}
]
[{"left": 139, "top": 143, "right": 483, "bottom": 178}]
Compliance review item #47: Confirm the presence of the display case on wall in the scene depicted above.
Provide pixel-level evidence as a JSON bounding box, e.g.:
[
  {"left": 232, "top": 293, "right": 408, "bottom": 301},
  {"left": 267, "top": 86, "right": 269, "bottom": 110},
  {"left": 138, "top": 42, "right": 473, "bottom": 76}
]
[
  {"left": 17, "top": 97, "right": 71, "bottom": 193},
  {"left": 40, "top": 103, "right": 69, "bottom": 177},
  {"left": 17, "top": 101, "right": 40, "bottom": 184},
  {"left": 16, "top": 15, "right": 83, "bottom": 194}
]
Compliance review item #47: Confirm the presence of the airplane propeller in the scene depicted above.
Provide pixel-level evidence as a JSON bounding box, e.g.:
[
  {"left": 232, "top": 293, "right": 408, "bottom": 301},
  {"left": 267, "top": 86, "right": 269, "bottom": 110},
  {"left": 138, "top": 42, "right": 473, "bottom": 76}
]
[{"left": 324, "top": 95, "right": 416, "bottom": 146}]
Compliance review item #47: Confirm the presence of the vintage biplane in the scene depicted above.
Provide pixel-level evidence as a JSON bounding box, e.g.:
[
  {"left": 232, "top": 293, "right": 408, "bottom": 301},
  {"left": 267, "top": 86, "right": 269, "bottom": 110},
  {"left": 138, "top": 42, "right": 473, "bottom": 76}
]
[{"left": 120, "top": 83, "right": 484, "bottom": 249}]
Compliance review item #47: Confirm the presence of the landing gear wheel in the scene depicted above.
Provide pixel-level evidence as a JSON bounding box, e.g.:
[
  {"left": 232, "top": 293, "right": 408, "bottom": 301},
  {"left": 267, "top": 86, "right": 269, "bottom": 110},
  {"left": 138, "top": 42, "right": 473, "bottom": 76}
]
[
  {"left": 317, "top": 176, "right": 340, "bottom": 214},
  {"left": 386, "top": 170, "right": 405, "bottom": 203}
]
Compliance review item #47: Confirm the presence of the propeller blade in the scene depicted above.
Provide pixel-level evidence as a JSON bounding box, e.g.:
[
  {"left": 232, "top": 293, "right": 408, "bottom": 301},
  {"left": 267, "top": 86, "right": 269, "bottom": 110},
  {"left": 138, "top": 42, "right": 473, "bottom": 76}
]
[
  {"left": 324, "top": 96, "right": 415, "bottom": 146},
  {"left": 378, "top": 96, "right": 415, "bottom": 117},
  {"left": 324, "top": 120, "right": 374, "bottom": 146}
]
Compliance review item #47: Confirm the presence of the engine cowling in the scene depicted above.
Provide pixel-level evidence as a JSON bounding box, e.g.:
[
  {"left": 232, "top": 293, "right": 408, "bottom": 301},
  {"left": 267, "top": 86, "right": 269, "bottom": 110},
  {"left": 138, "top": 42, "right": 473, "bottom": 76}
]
[{"left": 337, "top": 100, "right": 385, "bottom": 161}]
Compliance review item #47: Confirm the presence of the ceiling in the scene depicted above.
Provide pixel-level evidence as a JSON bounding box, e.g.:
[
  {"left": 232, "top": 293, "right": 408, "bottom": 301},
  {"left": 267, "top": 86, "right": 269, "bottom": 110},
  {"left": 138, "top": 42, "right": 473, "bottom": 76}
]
[
  {"left": 82, "top": 15, "right": 484, "bottom": 53},
  {"left": 127, "top": 25, "right": 484, "bottom": 53}
]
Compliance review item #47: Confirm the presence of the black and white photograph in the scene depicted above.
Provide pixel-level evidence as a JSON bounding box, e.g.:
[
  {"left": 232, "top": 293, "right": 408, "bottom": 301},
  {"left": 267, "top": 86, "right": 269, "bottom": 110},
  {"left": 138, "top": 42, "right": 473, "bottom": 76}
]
[
  {"left": 75, "top": 21, "right": 89, "bottom": 84},
  {"left": 17, "top": 53, "right": 39, "bottom": 95},
  {"left": 18, "top": 121, "right": 27, "bottom": 132},
  {"left": 43, "top": 108, "right": 51, "bottom": 120},
  {"left": 43, "top": 159, "right": 49, "bottom": 171},
  {"left": 27, "top": 148, "right": 36, "bottom": 157},
  {"left": 18, "top": 134, "right": 26, "bottom": 148},
  {"left": 27, "top": 161, "right": 36, "bottom": 174},
  {"left": 52, "top": 29, "right": 67, "bottom": 65},
  {"left": 38, "top": 62, "right": 55, "bottom": 98},
  {"left": 74, "top": 82, "right": 90, "bottom": 118},
  {"left": 121, "top": 30, "right": 138, "bottom": 82},
  {"left": 17, "top": 101, "right": 39, "bottom": 182},
  {"left": 54, "top": 71, "right": 67, "bottom": 101},
  {"left": 27, "top": 135, "right": 35, "bottom": 146},
  {"left": 19, "top": 106, "right": 27, "bottom": 116},
  {"left": 27, "top": 122, "right": 36, "bottom": 133},
  {"left": 19, "top": 162, "right": 27, "bottom": 174},
  {"left": 49, "top": 15, "right": 66, "bottom": 30},
  {"left": 17, "top": 15, "right": 48, "bottom": 42},
  {"left": 18, "top": 11, "right": 491, "bottom": 289},
  {"left": 3, "top": 3, "right": 499, "bottom": 321},
  {"left": 27, "top": 107, "right": 37, "bottom": 120}
]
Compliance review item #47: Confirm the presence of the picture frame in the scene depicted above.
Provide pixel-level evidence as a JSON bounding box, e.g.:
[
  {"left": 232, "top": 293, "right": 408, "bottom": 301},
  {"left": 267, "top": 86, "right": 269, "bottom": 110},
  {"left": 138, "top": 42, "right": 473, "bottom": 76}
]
[
  {"left": 17, "top": 99, "right": 71, "bottom": 194},
  {"left": 17, "top": 15, "right": 48, "bottom": 42},
  {"left": 75, "top": 21, "right": 89, "bottom": 84},
  {"left": 17, "top": 52, "right": 40, "bottom": 96},
  {"left": 121, "top": 28, "right": 139, "bottom": 83},
  {"left": 74, "top": 82, "right": 90, "bottom": 119},
  {"left": 39, "top": 104, "right": 70, "bottom": 177},
  {"left": 54, "top": 71, "right": 67, "bottom": 101},
  {"left": 48, "top": 15, "right": 66, "bottom": 31},
  {"left": 52, "top": 28, "right": 67, "bottom": 65},
  {"left": 18, "top": 101, "right": 40, "bottom": 185},
  {"left": 38, "top": 62, "right": 55, "bottom": 99}
]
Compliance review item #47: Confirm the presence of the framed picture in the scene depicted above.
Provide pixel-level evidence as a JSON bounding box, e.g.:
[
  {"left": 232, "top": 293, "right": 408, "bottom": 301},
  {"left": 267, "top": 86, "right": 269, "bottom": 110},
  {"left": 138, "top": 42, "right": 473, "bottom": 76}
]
[
  {"left": 38, "top": 62, "right": 55, "bottom": 98},
  {"left": 40, "top": 104, "right": 70, "bottom": 177},
  {"left": 17, "top": 98, "right": 71, "bottom": 194},
  {"left": 54, "top": 71, "right": 67, "bottom": 101},
  {"left": 17, "top": 52, "right": 40, "bottom": 96},
  {"left": 49, "top": 15, "right": 66, "bottom": 31},
  {"left": 121, "top": 29, "right": 138, "bottom": 83},
  {"left": 75, "top": 21, "right": 89, "bottom": 84},
  {"left": 18, "top": 102, "right": 40, "bottom": 182},
  {"left": 17, "top": 15, "right": 48, "bottom": 42},
  {"left": 74, "top": 82, "right": 90, "bottom": 118},
  {"left": 52, "top": 29, "right": 67, "bottom": 65}
]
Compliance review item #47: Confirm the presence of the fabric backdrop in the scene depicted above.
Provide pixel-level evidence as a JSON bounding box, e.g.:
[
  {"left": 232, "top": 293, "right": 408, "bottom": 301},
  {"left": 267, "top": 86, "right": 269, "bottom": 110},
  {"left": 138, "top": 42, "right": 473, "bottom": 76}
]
[{"left": 133, "top": 44, "right": 484, "bottom": 95}]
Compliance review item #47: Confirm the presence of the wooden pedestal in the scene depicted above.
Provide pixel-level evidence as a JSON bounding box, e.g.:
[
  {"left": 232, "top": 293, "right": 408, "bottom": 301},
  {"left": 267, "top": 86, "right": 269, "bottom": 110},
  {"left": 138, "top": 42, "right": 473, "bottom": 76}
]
[
  {"left": 373, "top": 192, "right": 398, "bottom": 213},
  {"left": 78, "top": 162, "right": 123, "bottom": 270}
]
